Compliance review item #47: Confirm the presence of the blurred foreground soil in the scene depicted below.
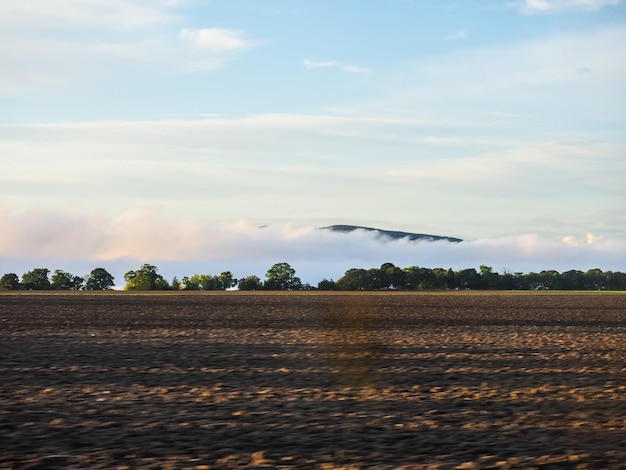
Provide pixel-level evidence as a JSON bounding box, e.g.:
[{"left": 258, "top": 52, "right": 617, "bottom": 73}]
[{"left": 1, "top": 292, "right": 625, "bottom": 469}]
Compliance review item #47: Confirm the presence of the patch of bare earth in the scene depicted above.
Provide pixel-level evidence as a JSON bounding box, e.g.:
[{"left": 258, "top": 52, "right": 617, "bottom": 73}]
[{"left": 0, "top": 292, "right": 625, "bottom": 469}]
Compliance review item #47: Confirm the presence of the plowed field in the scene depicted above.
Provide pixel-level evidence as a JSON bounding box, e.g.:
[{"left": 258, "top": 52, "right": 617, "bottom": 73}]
[{"left": 1, "top": 292, "right": 625, "bottom": 469}]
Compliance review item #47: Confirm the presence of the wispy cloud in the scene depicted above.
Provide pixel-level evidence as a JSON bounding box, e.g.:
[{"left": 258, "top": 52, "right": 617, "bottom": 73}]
[
  {"left": 373, "top": 24, "right": 626, "bottom": 124},
  {"left": 304, "top": 59, "right": 372, "bottom": 74},
  {"left": 179, "top": 28, "right": 253, "bottom": 52},
  {"left": 0, "top": 0, "right": 179, "bottom": 30},
  {"left": 446, "top": 28, "right": 469, "bottom": 41},
  {"left": 177, "top": 28, "right": 255, "bottom": 71},
  {"left": 514, "top": 0, "right": 621, "bottom": 14},
  {"left": 0, "top": 1, "right": 257, "bottom": 94}
]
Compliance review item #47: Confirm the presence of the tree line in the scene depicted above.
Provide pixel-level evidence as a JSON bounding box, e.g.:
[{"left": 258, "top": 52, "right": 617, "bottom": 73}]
[
  {"left": 1, "top": 262, "right": 625, "bottom": 292},
  {"left": 0, "top": 268, "right": 115, "bottom": 291},
  {"left": 122, "top": 263, "right": 304, "bottom": 291},
  {"left": 328, "top": 264, "right": 626, "bottom": 291}
]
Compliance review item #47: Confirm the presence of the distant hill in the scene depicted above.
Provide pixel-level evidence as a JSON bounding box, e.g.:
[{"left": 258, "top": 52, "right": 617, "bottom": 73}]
[{"left": 320, "top": 225, "right": 463, "bottom": 243}]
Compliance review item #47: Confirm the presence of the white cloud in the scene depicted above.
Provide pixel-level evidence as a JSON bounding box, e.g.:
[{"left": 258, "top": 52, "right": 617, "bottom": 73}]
[
  {"left": 562, "top": 233, "right": 603, "bottom": 246},
  {"left": 586, "top": 233, "right": 602, "bottom": 244},
  {"left": 0, "top": 1, "right": 257, "bottom": 94},
  {"left": 1, "top": 115, "right": 623, "bottom": 240},
  {"left": 0, "top": 207, "right": 624, "bottom": 286},
  {"left": 0, "top": 0, "right": 179, "bottom": 31},
  {"left": 179, "top": 28, "right": 253, "bottom": 51},
  {"left": 304, "top": 59, "right": 372, "bottom": 74},
  {"left": 515, "top": 0, "right": 621, "bottom": 14},
  {"left": 0, "top": 37, "right": 173, "bottom": 94},
  {"left": 562, "top": 235, "right": 579, "bottom": 246}
]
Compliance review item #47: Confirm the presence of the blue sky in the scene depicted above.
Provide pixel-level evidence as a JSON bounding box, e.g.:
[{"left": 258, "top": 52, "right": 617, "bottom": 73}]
[{"left": 1, "top": 0, "right": 625, "bottom": 284}]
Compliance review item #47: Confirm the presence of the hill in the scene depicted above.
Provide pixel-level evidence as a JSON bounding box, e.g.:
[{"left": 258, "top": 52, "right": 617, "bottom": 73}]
[{"left": 320, "top": 225, "right": 463, "bottom": 243}]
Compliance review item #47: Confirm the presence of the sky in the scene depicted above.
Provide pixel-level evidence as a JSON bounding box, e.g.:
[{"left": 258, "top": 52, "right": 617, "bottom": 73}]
[{"left": 1, "top": 0, "right": 625, "bottom": 286}]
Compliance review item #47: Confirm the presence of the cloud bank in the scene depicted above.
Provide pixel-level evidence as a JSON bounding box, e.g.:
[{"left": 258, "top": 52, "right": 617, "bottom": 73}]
[
  {"left": 2, "top": 111, "right": 624, "bottom": 241},
  {"left": 1, "top": 207, "right": 624, "bottom": 287}
]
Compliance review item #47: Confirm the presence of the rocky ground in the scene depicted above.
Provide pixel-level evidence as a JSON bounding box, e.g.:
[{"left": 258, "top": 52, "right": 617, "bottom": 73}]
[{"left": 0, "top": 292, "right": 625, "bottom": 469}]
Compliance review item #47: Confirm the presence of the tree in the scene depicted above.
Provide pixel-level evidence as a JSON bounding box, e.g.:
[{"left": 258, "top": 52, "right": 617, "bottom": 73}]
[
  {"left": 21, "top": 268, "right": 51, "bottom": 290},
  {"left": 317, "top": 279, "right": 337, "bottom": 290},
  {"left": 0, "top": 273, "right": 20, "bottom": 290},
  {"left": 367, "top": 267, "right": 388, "bottom": 290},
  {"left": 171, "top": 277, "right": 181, "bottom": 290},
  {"left": 238, "top": 275, "right": 263, "bottom": 290},
  {"left": 181, "top": 272, "right": 235, "bottom": 290},
  {"left": 85, "top": 268, "right": 115, "bottom": 290},
  {"left": 501, "top": 270, "right": 524, "bottom": 290},
  {"left": 264, "top": 262, "right": 302, "bottom": 290},
  {"left": 456, "top": 268, "right": 481, "bottom": 290},
  {"left": 124, "top": 264, "right": 169, "bottom": 290},
  {"left": 433, "top": 268, "right": 455, "bottom": 290},
  {"left": 200, "top": 274, "right": 222, "bottom": 290},
  {"left": 336, "top": 268, "right": 371, "bottom": 290},
  {"left": 51, "top": 270, "right": 84, "bottom": 290},
  {"left": 380, "top": 262, "right": 407, "bottom": 290},
  {"left": 479, "top": 265, "right": 501, "bottom": 290},
  {"left": 218, "top": 271, "right": 236, "bottom": 290},
  {"left": 605, "top": 271, "right": 626, "bottom": 290},
  {"left": 403, "top": 266, "right": 436, "bottom": 290},
  {"left": 584, "top": 268, "right": 605, "bottom": 290},
  {"left": 560, "top": 270, "right": 585, "bottom": 290},
  {"left": 181, "top": 275, "right": 201, "bottom": 290},
  {"left": 539, "top": 270, "right": 561, "bottom": 290}
]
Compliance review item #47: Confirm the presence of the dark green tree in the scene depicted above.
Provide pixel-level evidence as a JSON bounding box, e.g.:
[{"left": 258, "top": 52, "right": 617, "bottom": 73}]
[
  {"left": 367, "top": 267, "right": 388, "bottom": 290},
  {"left": 605, "top": 271, "right": 626, "bottom": 290},
  {"left": 0, "top": 273, "right": 21, "bottom": 290},
  {"left": 403, "top": 266, "right": 437, "bottom": 290},
  {"left": 539, "top": 270, "right": 561, "bottom": 290},
  {"left": 479, "top": 265, "right": 501, "bottom": 290},
  {"left": 264, "top": 262, "right": 302, "bottom": 290},
  {"left": 381, "top": 262, "right": 408, "bottom": 290},
  {"left": 317, "top": 278, "right": 337, "bottom": 290},
  {"left": 433, "top": 268, "right": 455, "bottom": 289},
  {"left": 584, "top": 268, "right": 605, "bottom": 290},
  {"left": 522, "top": 272, "right": 541, "bottom": 290},
  {"left": 500, "top": 270, "right": 524, "bottom": 290},
  {"left": 218, "top": 271, "right": 236, "bottom": 290},
  {"left": 238, "top": 275, "right": 263, "bottom": 290},
  {"left": 560, "top": 270, "right": 585, "bottom": 290},
  {"left": 199, "top": 274, "right": 220, "bottom": 290},
  {"left": 182, "top": 272, "right": 235, "bottom": 290},
  {"left": 124, "top": 264, "right": 169, "bottom": 290},
  {"left": 181, "top": 275, "right": 201, "bottom": 290},
  {"left": 51, "top": 270, "right": 84, "bottom": 290},
  {"left": 21, "top": 268, "right": 51, "bottom": 290},
  {"left": 336, "top": 268, "right": 371, "bottom": 290},
  {"left": 85, "top": 268, "right": 115, "bottom": 290},
  {"left": 456, "top": 268, "right": 481, "bottom": 290}
]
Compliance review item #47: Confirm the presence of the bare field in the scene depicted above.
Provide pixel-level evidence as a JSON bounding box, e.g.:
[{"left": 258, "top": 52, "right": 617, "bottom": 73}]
[{"left": 1, "top": 292, "right": 625, "bottom": 469}]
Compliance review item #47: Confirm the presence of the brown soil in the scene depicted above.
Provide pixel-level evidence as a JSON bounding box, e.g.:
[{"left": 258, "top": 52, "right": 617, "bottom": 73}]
[{"left": 1, "top": 292, "right": 625, "bottom": 469}]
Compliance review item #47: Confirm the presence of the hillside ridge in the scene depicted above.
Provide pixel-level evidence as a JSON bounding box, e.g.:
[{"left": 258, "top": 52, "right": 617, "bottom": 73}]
[{"left": 320, "top": 225, "right": 463, "bottom": 243}]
